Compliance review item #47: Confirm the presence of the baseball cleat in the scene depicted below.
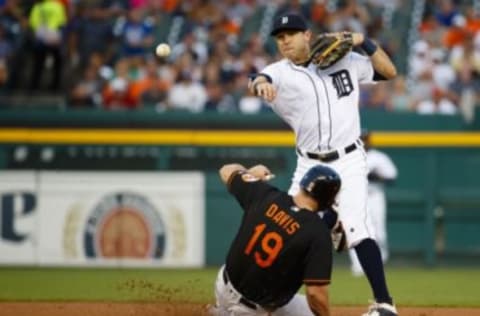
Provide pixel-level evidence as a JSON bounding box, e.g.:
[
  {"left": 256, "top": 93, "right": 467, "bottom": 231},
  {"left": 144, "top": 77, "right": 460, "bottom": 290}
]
[{"left": 362, "top": 301, "right": 398, "bottom": 316}]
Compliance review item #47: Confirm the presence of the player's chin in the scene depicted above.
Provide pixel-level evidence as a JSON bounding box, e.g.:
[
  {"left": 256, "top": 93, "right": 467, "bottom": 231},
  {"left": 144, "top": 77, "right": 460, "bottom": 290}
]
[{"left": 281, "top": 49, "right": 295, "bottom": 58}]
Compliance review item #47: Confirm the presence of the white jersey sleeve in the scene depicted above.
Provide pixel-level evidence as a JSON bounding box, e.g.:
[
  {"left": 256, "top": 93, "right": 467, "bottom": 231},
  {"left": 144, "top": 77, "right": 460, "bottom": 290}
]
[
  {"left": 367, "top": 149, "right": 397, "bottom": 180},
  {"left": 259, "top": 62, "right": 283, "bottom": 89},
  {"left": 349, "top": 51, "right": 375, "bottom": 84}
]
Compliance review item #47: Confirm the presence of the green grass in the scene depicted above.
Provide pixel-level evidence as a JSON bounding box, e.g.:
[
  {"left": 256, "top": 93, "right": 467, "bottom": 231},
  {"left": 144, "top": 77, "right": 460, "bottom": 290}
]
[{"left": 0, "top": 266, "right": 479, "bottom": 307}]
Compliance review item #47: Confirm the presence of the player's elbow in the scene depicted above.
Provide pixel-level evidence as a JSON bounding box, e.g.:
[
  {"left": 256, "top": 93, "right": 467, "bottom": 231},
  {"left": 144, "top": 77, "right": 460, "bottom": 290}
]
[
  {"left": 384, "top": 64, "right": 397, "bottom": 79},
  {"left": 219, "top": 163, "right": 245, "bottom": 184},
  {"left": 382, "top": 62, "right": 397, "bottom": 80}
]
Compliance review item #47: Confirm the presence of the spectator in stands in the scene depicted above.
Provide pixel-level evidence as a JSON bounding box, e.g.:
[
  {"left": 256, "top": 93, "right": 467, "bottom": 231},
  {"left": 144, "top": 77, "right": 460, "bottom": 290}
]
[
  {"left": 447, "top": 62, "right": 480, "bottom": 122},
  {"left": 416, "top": 87, "right": 457, "bottom": 115},
  {"left": 328, "top": 0, "right": 370, "bottom": 33},
  {"left": 102, "top": 76, "right": 138, "bottom": 110},
  {"left": 69, "top": 1, "right": 122, "bottom": 70},
  {"left": 167, "top": 70, "right": 207, "bottom": 112},
  {"left": 366, "top": 84, "right": 391, "bottom": 111},
  {"left": 204, "top": 80, "right": 236, "bottom": 112},
  {"left": 408, "top": 40, "right": 434, "bottom": 105},
  {"left": 0, "top": 25, "right": 12, "bottom": 71},
  {"left": 389, "top": 76, "right": 412, "bottom": 112},
  {"left": 449, "top": 32, "right": 480, "bottom": 74},
  {"left": 434, "top": 0, "right": 459, "bottom": 27},
  {"left": 1, "top": 0, "right": 29, "bottom": 91},
  {"left": 431, "top": 48, "right": 455, "bottom": 92},
  {"left": 0, "top": 60, "right": 7, "bottom": 89},
  {"left": 275, "top": 0, "right": 311, "bottom": 19},
  {"left": 68, "top": 65, "right": 103, "bottom": 108},
  {"left": 131, "top": 57, "right": 171, "bottom": 109},
  {"left": 117, "top": 7, "right": 154, "bottom": 58},
  {"left": 171, "top": 29, "right": 209, "bottom": 65},
  {"left": 222, "top": 0, "right": 254, "bottom": 30},
  {"left": 28, "top": 0, "right": 67, "bottom": 91},
  {"left": 188, "top": 0, "right": 224, "bottom": 28},
  {"left": 442, "top": 14, "right": 469, "bottom": 49}
]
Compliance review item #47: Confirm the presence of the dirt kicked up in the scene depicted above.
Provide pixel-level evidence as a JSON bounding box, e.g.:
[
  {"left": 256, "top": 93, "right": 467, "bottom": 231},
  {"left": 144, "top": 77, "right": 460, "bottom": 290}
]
[{"left": 0, "top": 302, "right": 479, "bottom": 316}]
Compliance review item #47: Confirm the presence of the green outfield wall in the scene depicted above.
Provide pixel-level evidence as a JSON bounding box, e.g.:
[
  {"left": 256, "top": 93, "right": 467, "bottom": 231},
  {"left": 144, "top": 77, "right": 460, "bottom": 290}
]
[{"left": 0, "top": 108, "right": 479, "bottom": 266}]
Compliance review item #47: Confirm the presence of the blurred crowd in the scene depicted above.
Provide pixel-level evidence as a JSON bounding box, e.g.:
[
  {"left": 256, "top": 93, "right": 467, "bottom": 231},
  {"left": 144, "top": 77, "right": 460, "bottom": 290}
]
[
  {"left": 0, "top": 0, "right": 478, "bottom": 116},
  {"left": 404, "top": 0, "right": 480, "bottom": 120}
]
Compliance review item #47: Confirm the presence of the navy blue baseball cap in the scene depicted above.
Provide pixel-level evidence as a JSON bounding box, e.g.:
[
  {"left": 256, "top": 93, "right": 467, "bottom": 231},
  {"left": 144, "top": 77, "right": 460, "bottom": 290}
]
[{"left": 270, "top": 13, "right": 308, "bottom": 36}]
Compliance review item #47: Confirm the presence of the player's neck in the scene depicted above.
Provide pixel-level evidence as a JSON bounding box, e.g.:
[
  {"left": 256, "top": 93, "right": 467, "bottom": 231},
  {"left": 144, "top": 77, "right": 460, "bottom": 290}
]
[
  {"left": 291, "top": 52, "right": 310, "bottom": 66},
  {"left": 293, "top": 194, "right": 318, "bottom": 212}
]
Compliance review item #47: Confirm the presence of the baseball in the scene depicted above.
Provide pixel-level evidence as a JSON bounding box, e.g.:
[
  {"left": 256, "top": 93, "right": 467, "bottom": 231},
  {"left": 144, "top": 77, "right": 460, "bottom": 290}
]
[{"left": 155, "top": 43, "right": 171, "bottom": 57}]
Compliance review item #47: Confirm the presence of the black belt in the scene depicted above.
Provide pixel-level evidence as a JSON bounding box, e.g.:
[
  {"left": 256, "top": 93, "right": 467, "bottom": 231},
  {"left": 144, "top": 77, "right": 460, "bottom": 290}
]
[
  {"left": 297, "top": 142, "right": 358, "bottom": 162},
  {"left": 222, "top": 268, "right": 257, "bottom": 310}
]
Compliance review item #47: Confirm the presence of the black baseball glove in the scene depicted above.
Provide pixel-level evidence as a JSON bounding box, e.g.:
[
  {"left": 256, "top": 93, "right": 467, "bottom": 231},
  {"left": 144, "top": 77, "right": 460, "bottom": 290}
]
[{"left": 309, "top": 32, "right": 354, "bottom": 69}]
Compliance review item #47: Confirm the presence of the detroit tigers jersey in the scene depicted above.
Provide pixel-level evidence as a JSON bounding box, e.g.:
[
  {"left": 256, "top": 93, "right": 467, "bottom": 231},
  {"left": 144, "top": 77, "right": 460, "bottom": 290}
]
[
  {"left": 224, "top": 171, "right": 332, "bottom": 309},
  {"left": 260, "top": 52, "right": 374, "bottom": 152}
]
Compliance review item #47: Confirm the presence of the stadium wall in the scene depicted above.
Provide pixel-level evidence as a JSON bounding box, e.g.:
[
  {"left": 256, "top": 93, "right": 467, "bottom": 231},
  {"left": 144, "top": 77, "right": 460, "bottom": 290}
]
[{"left": 0, "top": 109, "right": 479, "bottom": 266}]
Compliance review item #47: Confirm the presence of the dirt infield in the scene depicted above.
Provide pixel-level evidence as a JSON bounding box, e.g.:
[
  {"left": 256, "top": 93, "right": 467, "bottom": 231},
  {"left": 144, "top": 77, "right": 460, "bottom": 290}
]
[{"left": 0, "top": 302, "right": 479, "bottom": 316}]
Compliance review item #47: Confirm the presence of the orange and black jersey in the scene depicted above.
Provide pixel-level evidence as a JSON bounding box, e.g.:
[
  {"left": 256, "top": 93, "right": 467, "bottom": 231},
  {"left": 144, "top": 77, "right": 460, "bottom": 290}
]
[{"left": 225, "top": 171, "right": 332, "bottom": 309}]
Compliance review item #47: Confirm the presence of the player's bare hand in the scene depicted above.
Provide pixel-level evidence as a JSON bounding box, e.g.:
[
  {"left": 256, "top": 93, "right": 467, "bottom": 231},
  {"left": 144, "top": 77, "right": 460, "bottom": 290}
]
[
  {"left": 351, "top": 32, "right": 365, "bottom": 46},
  {"left": 248, "top": 165, "right": 275, "bottom": 181},
  {"left": 255, "top": 82, "right": 276, "bottom": 102}
]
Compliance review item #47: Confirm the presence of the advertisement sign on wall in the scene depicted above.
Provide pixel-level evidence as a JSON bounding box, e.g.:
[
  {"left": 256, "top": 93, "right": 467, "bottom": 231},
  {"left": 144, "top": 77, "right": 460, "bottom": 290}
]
[{"left": 0, "top": 171, "right": 205, "bottom": 267}]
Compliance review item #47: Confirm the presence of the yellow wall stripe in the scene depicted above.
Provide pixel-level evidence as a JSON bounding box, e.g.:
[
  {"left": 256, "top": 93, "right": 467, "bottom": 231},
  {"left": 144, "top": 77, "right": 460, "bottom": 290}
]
[{"left": 0, "top": 128, "right": 479, "bottom": 147}]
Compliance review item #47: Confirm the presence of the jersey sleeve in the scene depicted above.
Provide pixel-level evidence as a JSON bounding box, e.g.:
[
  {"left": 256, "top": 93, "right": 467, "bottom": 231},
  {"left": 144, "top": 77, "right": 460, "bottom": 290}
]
[
  {"left": 368, "top": 150, "right": 398, "bottom": 180},
  {"left": 302, "top": 223, "right": 333, "bottom": 285},
  {"left": 350, "top": 51, "right": 375, "bottom": 84},
  {"left": 259, "top": 62, "right": 282, "bottom": 89},
  {"left": 228, "top": 172, "right": 273, "bottom": 213}
]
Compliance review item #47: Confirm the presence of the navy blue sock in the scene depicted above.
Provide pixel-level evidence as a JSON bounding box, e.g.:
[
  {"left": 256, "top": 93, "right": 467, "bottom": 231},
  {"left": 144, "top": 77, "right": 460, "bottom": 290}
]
[
  {"left": 354, "top": 238, "right": 393, "bottom": 305},
  {"left": 321, "top": 208, "right": 338, "bottom": 229}
]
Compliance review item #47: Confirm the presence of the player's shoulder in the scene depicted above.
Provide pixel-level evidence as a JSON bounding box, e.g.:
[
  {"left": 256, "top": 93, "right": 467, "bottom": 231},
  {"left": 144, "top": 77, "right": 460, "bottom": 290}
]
[
  {"left": 347, "top": 50, "right": 370, "bottom": 62},
  {"left": 265, "top": 58, "right": 291, "bottom": 70}
]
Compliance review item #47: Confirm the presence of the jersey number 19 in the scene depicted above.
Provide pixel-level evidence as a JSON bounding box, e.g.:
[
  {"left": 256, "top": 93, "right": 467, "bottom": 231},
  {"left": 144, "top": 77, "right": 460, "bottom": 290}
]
[{"left": 244, "top": 224, "right": 283, "bottom": 268}]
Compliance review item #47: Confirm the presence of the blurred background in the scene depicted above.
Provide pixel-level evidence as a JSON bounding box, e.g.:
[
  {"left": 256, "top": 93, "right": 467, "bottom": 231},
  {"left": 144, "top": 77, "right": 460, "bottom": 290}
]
[{"left": 0, "top": 0, "right": 479, "bottom": 270}]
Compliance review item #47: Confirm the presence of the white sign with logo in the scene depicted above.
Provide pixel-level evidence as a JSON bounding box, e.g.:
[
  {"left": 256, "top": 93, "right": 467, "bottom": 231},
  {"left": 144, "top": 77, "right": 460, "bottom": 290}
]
[
  {"left": 0, "top": 171, "right": 37, "bottom": 264},
  {"left": 0, "top": 171, "right": 205, "bottom": 267}
]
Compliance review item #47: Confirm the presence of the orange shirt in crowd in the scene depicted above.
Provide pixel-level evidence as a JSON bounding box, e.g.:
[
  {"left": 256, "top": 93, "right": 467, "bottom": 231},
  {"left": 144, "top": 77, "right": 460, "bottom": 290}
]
[
  {"left": 443, "top": 27, "right": 469, "bottom": 48},
  {"left": 130, "top": 77, "right": 171, "bottom": 101}
]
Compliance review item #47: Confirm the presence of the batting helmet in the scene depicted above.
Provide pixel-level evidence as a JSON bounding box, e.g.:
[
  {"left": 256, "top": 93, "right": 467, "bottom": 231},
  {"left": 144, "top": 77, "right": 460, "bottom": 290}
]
[{"left": 300, "top": 165, "right": 341, "bottom": 210}]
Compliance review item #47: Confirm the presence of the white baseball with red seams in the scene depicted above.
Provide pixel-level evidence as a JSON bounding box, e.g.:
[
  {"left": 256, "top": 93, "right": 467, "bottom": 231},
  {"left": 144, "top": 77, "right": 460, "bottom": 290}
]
[{"left": 260, "top": 52, "right": 376, "bottom": 248}]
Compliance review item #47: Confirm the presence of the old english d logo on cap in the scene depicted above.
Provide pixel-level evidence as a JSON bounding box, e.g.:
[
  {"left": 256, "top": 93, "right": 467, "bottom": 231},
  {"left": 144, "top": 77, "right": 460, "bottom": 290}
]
[{"left": 270, "top": 13, "right": 308, "bottom": 36}]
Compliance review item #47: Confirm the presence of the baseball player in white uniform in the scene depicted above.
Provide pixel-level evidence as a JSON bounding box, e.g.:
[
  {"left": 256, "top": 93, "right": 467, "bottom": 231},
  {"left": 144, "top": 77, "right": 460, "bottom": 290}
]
[
  {"left": 249, "top": 13, "right": 398, "bottom": 316},
  {"left": 349, "top": 131, "right": 398, "bottom": 276}
]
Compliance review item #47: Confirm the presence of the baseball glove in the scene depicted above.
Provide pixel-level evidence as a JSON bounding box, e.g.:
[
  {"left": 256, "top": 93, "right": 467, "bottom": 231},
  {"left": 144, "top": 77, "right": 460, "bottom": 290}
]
[{"left": 309, "top": 32, "right": 353, "bottom": 69}]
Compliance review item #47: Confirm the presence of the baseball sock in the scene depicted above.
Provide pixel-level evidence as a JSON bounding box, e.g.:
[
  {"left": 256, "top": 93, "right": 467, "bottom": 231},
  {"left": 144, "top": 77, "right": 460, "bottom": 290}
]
[{"left": 354, "top": 238, "right": 393, "bottom": 305}]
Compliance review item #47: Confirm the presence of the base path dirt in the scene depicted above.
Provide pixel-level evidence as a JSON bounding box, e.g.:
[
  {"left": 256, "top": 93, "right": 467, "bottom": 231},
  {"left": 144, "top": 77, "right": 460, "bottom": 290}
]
[{"left": 0, "top": 302, "right": 479, "bottom": 316}]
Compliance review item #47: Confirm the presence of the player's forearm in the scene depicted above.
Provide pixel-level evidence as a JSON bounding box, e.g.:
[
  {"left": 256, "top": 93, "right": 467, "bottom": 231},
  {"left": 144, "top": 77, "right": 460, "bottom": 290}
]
[
  {"left": 308, "top": 299, "right": 330, "bottom": 316},
  {"left": 369, "top": 46, "right": 397, "bottom": 80},
  {"left": 352, "top": 33, "right": 397, "bottom": 80},
  {"left": 306, "top": 286, "right": 330, "bottom": 316}
]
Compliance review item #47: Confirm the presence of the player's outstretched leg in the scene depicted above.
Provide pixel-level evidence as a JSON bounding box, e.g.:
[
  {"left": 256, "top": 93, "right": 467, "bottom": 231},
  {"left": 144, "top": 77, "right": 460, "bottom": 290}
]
[{"left": 354, "top": 238, "right": 397, "bottom": 316}]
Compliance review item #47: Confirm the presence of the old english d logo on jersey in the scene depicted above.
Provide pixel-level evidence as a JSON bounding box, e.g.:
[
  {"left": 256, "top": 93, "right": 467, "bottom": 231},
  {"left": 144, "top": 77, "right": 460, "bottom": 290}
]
[{"left": 329, "top": 69, "right": 354, "bottom": 98}]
